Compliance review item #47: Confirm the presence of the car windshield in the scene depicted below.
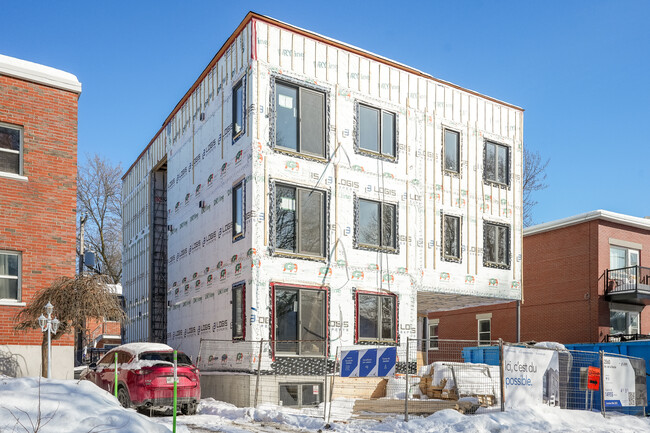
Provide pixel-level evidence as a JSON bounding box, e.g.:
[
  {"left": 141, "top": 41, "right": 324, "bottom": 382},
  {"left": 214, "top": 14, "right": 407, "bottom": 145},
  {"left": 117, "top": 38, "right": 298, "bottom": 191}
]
[{"left": 138, "top": 351, "right": 193, "bottom": 366}]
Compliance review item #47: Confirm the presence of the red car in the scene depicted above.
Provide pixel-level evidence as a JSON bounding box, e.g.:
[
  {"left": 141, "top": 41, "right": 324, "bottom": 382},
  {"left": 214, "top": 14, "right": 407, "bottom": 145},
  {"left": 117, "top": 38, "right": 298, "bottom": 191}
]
[{"left": 81, "top": 343, "right": 200, "bottom": 415}]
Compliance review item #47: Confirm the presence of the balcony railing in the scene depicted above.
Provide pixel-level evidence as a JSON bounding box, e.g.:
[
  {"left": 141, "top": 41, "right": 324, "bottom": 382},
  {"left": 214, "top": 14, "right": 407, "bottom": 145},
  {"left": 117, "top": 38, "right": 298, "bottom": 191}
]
[{"left": 605, "top": 265, "right": 650, "bottom": 305}]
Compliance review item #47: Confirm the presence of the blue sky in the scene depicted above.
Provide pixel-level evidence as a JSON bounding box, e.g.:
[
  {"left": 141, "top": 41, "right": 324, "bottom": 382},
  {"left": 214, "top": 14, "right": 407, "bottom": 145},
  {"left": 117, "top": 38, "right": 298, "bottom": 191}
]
[{"left": 1, "top": 1, "right": 649, "bottom": 225}]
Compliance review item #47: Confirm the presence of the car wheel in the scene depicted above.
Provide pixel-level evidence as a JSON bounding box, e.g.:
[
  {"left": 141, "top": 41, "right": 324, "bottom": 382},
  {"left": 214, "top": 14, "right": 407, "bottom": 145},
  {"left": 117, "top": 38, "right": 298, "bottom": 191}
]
[
  {"left": 117, "top": 386, "right": 131, "bottom": 409},
  {"left": 181, "top": 402, "right": 197, "bottom": 415}
]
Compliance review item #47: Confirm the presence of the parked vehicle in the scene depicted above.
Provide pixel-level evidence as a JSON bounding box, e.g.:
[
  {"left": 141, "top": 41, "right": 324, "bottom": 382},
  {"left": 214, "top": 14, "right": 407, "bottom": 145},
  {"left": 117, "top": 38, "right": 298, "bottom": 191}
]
[{"left": 80, "top": 342, "right": 200, "bottom": 414}]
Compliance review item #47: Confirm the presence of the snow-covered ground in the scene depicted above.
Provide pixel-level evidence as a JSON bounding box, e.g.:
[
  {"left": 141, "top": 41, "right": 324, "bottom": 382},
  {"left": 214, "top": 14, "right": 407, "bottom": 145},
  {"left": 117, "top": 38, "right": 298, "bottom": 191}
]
[{"left": 2, "top": 376, "right": 650, "bottom": 432}]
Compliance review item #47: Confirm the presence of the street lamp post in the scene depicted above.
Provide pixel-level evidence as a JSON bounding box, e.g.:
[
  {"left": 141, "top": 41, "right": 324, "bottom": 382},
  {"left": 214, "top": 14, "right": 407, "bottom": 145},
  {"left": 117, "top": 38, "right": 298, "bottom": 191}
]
[{"left": 38, "top": 302, "right": 60, "bottom": 379}]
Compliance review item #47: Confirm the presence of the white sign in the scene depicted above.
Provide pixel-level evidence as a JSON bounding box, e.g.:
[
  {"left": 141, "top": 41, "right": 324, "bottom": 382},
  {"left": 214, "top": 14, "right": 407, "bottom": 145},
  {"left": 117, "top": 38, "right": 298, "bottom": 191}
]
[
  {"left": 603, "top": 355, "right": 636, "bottom": 407},
  {"left": 503, "top": 346, "right": 560, "bottom": 408}
]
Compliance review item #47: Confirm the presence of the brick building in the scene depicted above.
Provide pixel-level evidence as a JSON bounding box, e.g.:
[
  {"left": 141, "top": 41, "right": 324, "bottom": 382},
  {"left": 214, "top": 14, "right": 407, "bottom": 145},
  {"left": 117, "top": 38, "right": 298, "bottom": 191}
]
[
  {"left": 0, "top": 54, "right": 81, "bottom": 378},
  {"left": 426, "top": 210, "right": 650, "bottom": 348}
]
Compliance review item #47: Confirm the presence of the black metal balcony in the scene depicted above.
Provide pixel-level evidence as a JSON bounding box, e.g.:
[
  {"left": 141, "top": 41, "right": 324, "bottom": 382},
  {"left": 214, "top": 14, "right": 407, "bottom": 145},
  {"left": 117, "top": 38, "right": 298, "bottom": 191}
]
[{"left": 605, "top": 266, "right": 650, "bottom": 305}]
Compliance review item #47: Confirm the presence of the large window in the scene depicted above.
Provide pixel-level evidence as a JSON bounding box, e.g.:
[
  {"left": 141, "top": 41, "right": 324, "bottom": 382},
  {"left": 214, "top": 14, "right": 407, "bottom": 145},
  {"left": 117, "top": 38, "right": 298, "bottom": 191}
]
[
  {"left": 357, "top": 199, "right": 397, "bottom": 251},
  {"left": 275, "top": 82, "right": 325, "bottom": 158},
  {"left": 610, "top": 246, "right": 639, "bottom": 269},
  {"left": 356, "top": 292, "right": 397, "bottom": 343},
  {"left": 478, "top": 318, "right": 491, "bottom": 345},
  {"left": 0, "top": 123, "right": 23, "bottom": 175},
  {"left": 443, "top": 129, "right": 460, "bottom": 173},
  {"left": 610, "top": 308, "right": 640, "bottom": 335},
  {"left": 0, "top": 251, "right": 20, "bottom": 301},
  {"left": 232, "top": 79, "right": 245, "bottom": 142},
  {"left": 358, "top": 104, "right": 396, "bottom": 158},
  {"left": 443, "top": 214, "right": 461, "bottom": 261},
  {"left": 484, "top": 141, "right": 509, "bottom": 185},
  {"left": 483, "top": 222, "right": 510, "bottom": 268},
  {"left": 232, "top": 180, "right": 244, "bottom": 241},
  {"left": 274, "top": 185, "right": 325, "bottom": 257},
  {"left": 274, "top": 285, "right": 326, "bottom": 355},
  {"left": 232, "top": 282, "right": 245, "bottom": 340}
]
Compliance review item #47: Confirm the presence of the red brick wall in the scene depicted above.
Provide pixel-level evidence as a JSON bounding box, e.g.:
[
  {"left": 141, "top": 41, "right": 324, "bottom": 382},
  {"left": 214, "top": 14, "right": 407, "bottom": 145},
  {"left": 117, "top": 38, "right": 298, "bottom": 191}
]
[
  {"left": 429, "top": 218, "right": 650, "bottom": 345},
  {"left": 0, "top": 75, "right": 78, "bottom": 347}
]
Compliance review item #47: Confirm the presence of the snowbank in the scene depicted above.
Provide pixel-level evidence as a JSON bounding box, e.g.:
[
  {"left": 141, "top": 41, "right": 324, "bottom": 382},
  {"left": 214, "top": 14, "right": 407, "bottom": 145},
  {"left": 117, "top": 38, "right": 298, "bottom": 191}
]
[{"left": 0, "top": 376, "right": 170, "bottom": 433}]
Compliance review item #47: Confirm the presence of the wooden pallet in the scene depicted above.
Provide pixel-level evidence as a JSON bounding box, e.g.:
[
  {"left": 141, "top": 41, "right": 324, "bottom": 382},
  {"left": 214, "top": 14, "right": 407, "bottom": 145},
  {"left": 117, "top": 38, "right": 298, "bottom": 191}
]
[{"left": 352, "top": 399, "right": 479, "bottom": 416}]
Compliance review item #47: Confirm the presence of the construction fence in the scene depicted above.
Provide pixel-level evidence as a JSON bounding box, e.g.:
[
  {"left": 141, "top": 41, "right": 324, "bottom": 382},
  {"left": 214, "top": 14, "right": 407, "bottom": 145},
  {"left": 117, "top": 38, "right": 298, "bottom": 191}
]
[{"left": 196, "top": 338, "right": 647, "bottom": 421}]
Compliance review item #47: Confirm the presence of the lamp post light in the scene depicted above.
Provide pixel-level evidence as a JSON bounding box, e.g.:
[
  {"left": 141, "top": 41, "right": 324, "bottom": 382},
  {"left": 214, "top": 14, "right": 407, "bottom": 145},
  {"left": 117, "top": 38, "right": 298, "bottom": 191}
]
[{"left": 38, "top": 301, "right": 60, "bottom": 379}]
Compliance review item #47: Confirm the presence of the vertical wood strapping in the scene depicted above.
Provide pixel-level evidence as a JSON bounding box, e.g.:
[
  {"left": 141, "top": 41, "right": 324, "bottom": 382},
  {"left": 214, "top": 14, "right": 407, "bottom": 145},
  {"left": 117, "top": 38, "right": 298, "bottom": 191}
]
[
  {"left": 424, "top": 109, "right": 428, "bottom": 269},
  {"left": 475, "top": 120, "right": 480, "bottom": 276},
  {"left": 432, "top": 108, "right": 437, "bottom": 271}
]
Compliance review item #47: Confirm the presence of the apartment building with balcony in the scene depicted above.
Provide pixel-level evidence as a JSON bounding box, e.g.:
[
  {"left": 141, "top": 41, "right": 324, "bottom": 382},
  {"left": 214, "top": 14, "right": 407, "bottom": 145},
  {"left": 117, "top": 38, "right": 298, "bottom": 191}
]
[
  {"left": 121, "top": 12, "right": 523, "bottom": 405},
  {"left": 426, "top": 210, "right": 650, "bottom": 350},
  {"left": 0, "top": 54, "right": 81, "bottom": 378}
]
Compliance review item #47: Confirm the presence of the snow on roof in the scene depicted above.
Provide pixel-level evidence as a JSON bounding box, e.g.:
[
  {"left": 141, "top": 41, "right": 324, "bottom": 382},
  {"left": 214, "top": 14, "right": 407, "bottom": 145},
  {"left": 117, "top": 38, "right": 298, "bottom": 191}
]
[
  {"left": 116, "top": 342, "right": 173, "bottom": 355},
  {"left": 524, "top": 209, "right": 650, "bottom": 237},
  {"left": 0, "top": 53, "right": 81, "bottom": 93}
]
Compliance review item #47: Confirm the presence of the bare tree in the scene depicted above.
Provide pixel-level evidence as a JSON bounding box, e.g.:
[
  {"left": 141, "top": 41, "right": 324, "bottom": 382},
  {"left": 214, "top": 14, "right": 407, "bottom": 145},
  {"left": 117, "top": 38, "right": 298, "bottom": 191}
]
[
  {"left": 77, "top": 154, "right": 122, "bottom": 283},
  {"left": 523, "top": 147, "right": 549, "bottom": 227},
  {"left": 14, "top": 274, "right": 126, "bottom": 377}
]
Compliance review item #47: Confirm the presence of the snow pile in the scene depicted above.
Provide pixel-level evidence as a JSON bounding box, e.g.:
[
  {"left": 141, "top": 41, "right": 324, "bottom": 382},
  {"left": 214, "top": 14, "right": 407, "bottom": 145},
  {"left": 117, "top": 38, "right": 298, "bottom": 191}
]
[{"left": 0, "top": 376, "right": 170, "bottom": 433}]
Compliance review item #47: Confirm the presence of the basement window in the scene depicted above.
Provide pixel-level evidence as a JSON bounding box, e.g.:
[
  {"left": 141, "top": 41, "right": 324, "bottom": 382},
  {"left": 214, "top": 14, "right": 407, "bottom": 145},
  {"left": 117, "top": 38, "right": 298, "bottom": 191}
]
[
  {"left": 0, "top": 251, "right": 20, "bottom": 301},
  {"left": 0, "top": 123, "right": 23, "bottom": 176},
  {"left": 356, "top": 292, "right": 397, "bottom": 343},
  {"left": 274, "top": 81, "right": 326, "bottom": 158},
  {"left": 279, "top": 383, "right": 323, "bottom": 407}
]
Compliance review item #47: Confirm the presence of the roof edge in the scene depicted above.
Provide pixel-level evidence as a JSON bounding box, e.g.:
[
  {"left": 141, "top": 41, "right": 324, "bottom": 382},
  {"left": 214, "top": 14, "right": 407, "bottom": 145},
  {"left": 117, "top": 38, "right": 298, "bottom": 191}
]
[
  {"left": 0, "top": 54, "right": 81, "bottom": 94},
  {"left": 524, "top": 210, "right": 650, "bottom": 236}
]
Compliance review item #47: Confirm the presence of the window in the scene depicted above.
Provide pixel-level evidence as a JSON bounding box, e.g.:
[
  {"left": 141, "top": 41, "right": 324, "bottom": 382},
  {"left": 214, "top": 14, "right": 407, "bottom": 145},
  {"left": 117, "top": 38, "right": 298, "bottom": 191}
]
[
  {"left": 358, "top": 104, "right": 396, "bottom": 158},
  {"left": 443, "top": 214, "right": 461, "bottom": 261},
  {"left": 232, "top": 181, "right": 244, "bottom": 241},
  {"left": 275, "top": 81, "right": 325, "bottom": 158},
  {"left": 356, "top": 292, "right": 397, "bottom": 342},
  {"left": 610, "top": 246, "right": 639, "bottom": 269},
  {"left": 357, "top": 199, "right": 397, "bottom": 250},
  {"left": 232, "top": 282, "right": 245, "bottom": 340},
  {"left": 610, "top": 309, "right": 640, "bottom": 335},
  {"left": 279, "top": 383, "right": 323, "bottom": 407},
  {"left": 443, "top": 129, "right": 460, "bottom": 173},
  {"left": 483, "top": 222, "right": 510, "bottom": 268},
  {"left": 274, "top": 285, "right": 326, "bottom": 355},
  {"left": 428, "top": 321, "right": 439, "bottom": 351},
  {"left": 232, "top": 79, "right": 245, "bottom": 142},
  {"left": 484, "top": 141, "right": 509, "bottom": 185},
  {"left": 478, "top": 318, "right": 491, "bottom": 345},
  {"left": 0, "top": 123, "right": 23, "bottom": 175},
  {"left": 274, "top": 184, "right": 325, "bottom": 257},
  {"left": 0, "top": 251, "right": 20, "bottom": 301}
]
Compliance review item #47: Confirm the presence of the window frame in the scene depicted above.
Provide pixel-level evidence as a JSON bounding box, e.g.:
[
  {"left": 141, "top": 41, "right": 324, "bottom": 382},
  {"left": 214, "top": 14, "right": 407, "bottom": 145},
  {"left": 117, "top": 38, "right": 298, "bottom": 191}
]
[
  {"left": 273, "top": 79, "right": 327, "bottom": 160},
  {"left": 0, "top": 250, "right": 21, "bottom": 301},
  {"left": 483, "top": 221, "right": 511, "bottom": 269},
  {"left": 477, "top": 318, "right": 491, "bottom": 346},
  {"left": 272, "top": 182, "right": 327, "bottom": 259},
  {"left": 355, "top": 291, "right": 398, "bottom": 344},
  {"left": 279, "top": 382, "right": 323, "bottom": 407},
  {"left": 271, "top": 283, "right": 328, "bottom": 356},
  {"left": 232, "top": 179, "right": 245, "bottom": 242},
  {"left": 483, "top": 140, "right": 510, "bottom": 186},
  {"left": 443, "top": 127, "right": 460, "bottom": 175},
  {"left": 355, "top": 197, "right": 398, "bottom": 253},
  {"left": 609, "top": 308, "right": 641, "bottom": 335},
  {"left": 428, "top": 320, "right": 439, "bottom": 351},
  {"left": 356, "top": 102, "right": 397, "bottom": 160},
  {"left": 232, "top": 78, "right": 246, "bottom": 144},
  {"left": 609, "top": 246, "right": 640, "bottom": 269},
  {"left": 442, "top": 213, "right": 461, "bottom": 262},
  {"left": 0, "top": 122, "right": 24, "bottom": 176},
  {"left": 231, "top": 282, "right": 245, "bottom": 341}
]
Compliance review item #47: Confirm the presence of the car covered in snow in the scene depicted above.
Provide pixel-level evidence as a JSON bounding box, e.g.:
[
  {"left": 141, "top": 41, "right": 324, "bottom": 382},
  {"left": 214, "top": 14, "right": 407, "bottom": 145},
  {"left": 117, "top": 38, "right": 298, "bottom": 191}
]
[{"left": 80, "top": 342, "right": 200, "bottom": 414}]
